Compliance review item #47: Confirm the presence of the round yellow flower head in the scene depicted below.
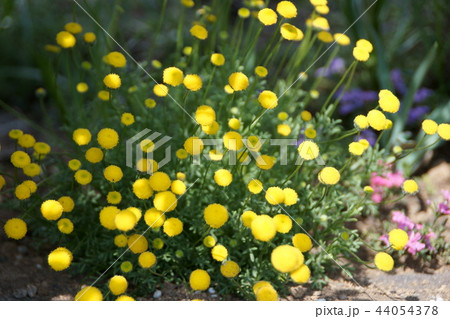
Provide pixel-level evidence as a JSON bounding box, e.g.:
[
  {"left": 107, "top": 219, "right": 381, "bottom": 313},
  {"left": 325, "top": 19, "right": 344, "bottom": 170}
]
[
  {"left": 438, "top": 123, "right": 450, "bottom": 140},
  {"left": 163, "top": 217, "right": 183, "bottom": 236},
  {"left": 318, "top": 31, "right": 333, "bottom": 43},
  {"left": 277, "top": 112, "right": 288, "bottom": 122},
  {"left": 402, "top": 179, "right": 418, "bottom": 194},
  {"left": 56, "top": 31, "right": 76, "bottom": 48},
  {"left": 9, "top": 129, "right": 23, "bottom": 139},
  {"left": 18, "top": 134, "right": 36, "bottom": 148},
  {"left": 204, "top": 203, "right": 229, "bottom": 228},
  {"left": 359, "top": 139, "right": 370, "bottom": 150},
  {"left": 276, "top": 124, "right": 291, "bottom": 136},
  {"left": 64, "top": 22, "right": 82, "bottom": 34},
  {"left": 238, "top": 8, "right": 250, "bottom": 18},
  {"left": 203, "top": 235, "right": 216, "bottom": 248},
  {"left": 292, "top": 233, "right": 312, "bottom": 252},
  {"left": 98, "top": 90, "right": 110, "bottom": 101},
  {"left": 132, "top": 178, "right": 153, "bottom": 199},
  {"left": 214, "top": 169, "right": 233, "bottom": 187},
  {"left": 280, "top": 23, "right": 303, "bottom": 41},
  {"left": 4, "top": 218, "right": 27, "bottom": 240},
  {"left": 153, "top": 83, "right": 169, "bottom": 97},
  {"left": 10, "top": 151, "right": 31, "bottom": 168},
  {"left": 181, "top": 0, "right": 195, "bottom": 8},
  {"left": 305, "top": 128, "right": 317, "bottom": 139},
  {"left": 312, "top": 17, "right": 329, "bottom": 30},
  {"left": 33, "top": 142, "right": 51, "bottom": 155},
  {"left": 255, "top": 154, "right": 276, "bottom": 170},
  {"left": 255, "top": 285, "right": 278, "bottom": 301},
  {"left": 190, "top": 24, "right": 208, "bottom": 40},
  {"left": 290, "top": 264, "right": 310, "bottom": 284},
  {"left": 223, "top": 131, "right": 243, "bottom": 150},
  {"left": 116, "top": 295, "right": 135, "bottom": 301},
  {"left": 258, "top": 8, "right": 277, "bottom": 26},
  {"left": 76, "top": 82, "right": 88, "bottom": 93},
  {"left": 255, "top": 66, "right": 268, "bottom": 78},
  {"left": 211, "top": 244, "right": 228, "bottom": 261},
  {"left": 22, "top": 180, "right": 37, "bottom": 194},
  {"left": 84, "top": 32, "right": 96, "bottom": 43},
  {"left": 115, "top": 209, "right": 137, "bottom": 232},
  {"left": 364, "top": 186, "right": 374, "bottom": 194},
  {"left": 367, "top": 109, "right": 386, "bottom": 131},
  {"left": 221, "top": 260, "right": 240, "bottom": 278},
  {"left": 184, "top": 136, "right": 204, "bottom": 155},
  {"left": 148, "top": 172, "right": 171, "bottom": 191},
  {"left": 356, "top": 39, "right": 373, "bottom": 53},
  {"left": 210, "top": 53, "right": 225, "bottom": 66},
  {"left": 183, "top": 74, "right": 203, "bottom": 91},
  {"left": 241, "top": 211, "right": 257, "bottom": 228},
  {"left": 41, "top": 200, "right": 63, "bottom": 221},
  {"left": 104, "top": 165, "right": 123, "bottom": 183},
  {"left": 1, "top": 176, "right": 7, "bottom": 190},
  {"left": 23, "top": 163, "right": 41, "bottom": 177},
  {"left": 388, "top": 229, "right": 409, "bottom": 250},
  {"left": 258, "top": 90, "right": 278, "bottom": 109},
  {"left": 318, "top": 167, "right": 340, "bottom": 185},
  {"left": 348, "top": 141, "right": 365, "bottom": 156},
  {"left": 228, "top": 72, "right": 249, "bottom": 91},
  {"left": 315, "top": 5, "right": 329, "bottom": 14},
  {"left": 121, "top": 113, "right": 135, "bottom": 126},
  {"left": 103, "top": 73, "right": 121, "bottom": 89},
  {"left": 114, "top": 234, "right": 127, "bottom": 247},
  {"left": 171, "top": 180, "right": 186, "bottom": 195},
  {"left": 354, "top": 115, "right": 369, "bottom": 129},
  {"left": 15, "top": 183, "right": 31, "bottom": 200},
  {"left": 228, "top": 118, "right": 241, "bottom": 130},
  {"left": 334, "top": 33, "right": 350, "bottom": 46},
  {"left": 421, "top": 119, "right": 438, "bottom": 135},
  {"left": 144, "top": 208, "right": 165, "bottom": 228},
  {"left": 57, "top": 218, "right": 74, "bottom": 234},
  {"left": 283, "top": 188, "right": 298, "bottom": 206},
  {"left": 163, "top": 67, "right": 184, "bottom": 86},
  {"left": 271, "top": 245, "right": 304, "bottom": 273},
  {"left": 189, "top": 269, "right": 210, "bottom": 291},
  {"left": 195, "top": 105, "right": 216, "bottom": 125},
  {"left": 127, "top": 234, "right": 148, "bottom": 254},
  {"left": 145, "top": 98, "right": 157, "bottom": 108},
  {"left": 301, "top": 110, "right": 312, "bottom": 121},
  {"left": 74, "top": 169, "right": 92, "bottom": 185},
  {"left": 97, "top": 128, "right": 119, "bottom": 149},
  {"left": 109, "top": 275, "right": 128, "bottom": 295},
  {"left": 353, "top": 46, "right": 370, "bottom": 62},
  {"left": 251, "top": 215, "right": 276, "bottom": 241},
  {"left": 246, "top": 135, "right": 262, "bottom": 152},
  {"left": 75, "top": 286, "right": 103, "bottom": 301},
  {"left": 139, "top": 251, "right": 156, "bottom": 268},
  {"left": 276, "top": 1, "right": 297, "bottom": 18},
  {"left": 298, "top": 140, "right": 319, "bottom": 160},
  {"left": 273, "top": 214, "right": 293, "bottom": 233},
  {"left": 265, "top": 186, "right": 285, "bottom": 205},
  {"left": 374, "top": 252, "right": 394, "bottom": 272},
  {"left": 183, "top": 46, "right": 193, "bottom": 56},
  {"left": 99, "top": 206, "right": 119, "bottom": 230},
  {"left": 252, "top": 281, "right": 272, "bottom": 294},
  {"left": 248, "top": 179, "right": 263, "bottom": 194},
  {"left": 153, "top": 191, "right": 178, "bottom": 212},
  {"left": 378, "top": 89, "right": 400, "bottom": 113},
  {"left": 48, "top": 247, "right": 72, "bottom": 271}
]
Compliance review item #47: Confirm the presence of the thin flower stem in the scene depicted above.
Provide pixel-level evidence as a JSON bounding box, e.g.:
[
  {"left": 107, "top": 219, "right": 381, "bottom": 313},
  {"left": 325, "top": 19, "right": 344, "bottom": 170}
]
[{"left": 280, "top": 161, "right": 303, "bottom": 187}]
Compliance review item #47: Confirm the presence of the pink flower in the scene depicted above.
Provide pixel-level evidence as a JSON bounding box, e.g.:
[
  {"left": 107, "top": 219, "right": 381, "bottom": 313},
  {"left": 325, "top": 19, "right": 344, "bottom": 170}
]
[
  {"left": 391, "top": 211, "right": 415, "bottom": 230},
  {"left": 438, "top": 203, "right": 450, "bottom": 215},
  {"left": 372, "top": 193, "right": 383, "bottom": 203},
  {"left": 385, "top": 172, "right": 405, "bottom": 188},
  {"left": 424, "top": 232, "right": 436, "bottom": 252},
  {"left": 441, "top": 189, "right": 450, "bottom": 203},
  {"left": 379, "top": 234, "right": 390, "bottom": 247},
  {"left": 405, "top": 231, "right": 425, "bottom": 255}
]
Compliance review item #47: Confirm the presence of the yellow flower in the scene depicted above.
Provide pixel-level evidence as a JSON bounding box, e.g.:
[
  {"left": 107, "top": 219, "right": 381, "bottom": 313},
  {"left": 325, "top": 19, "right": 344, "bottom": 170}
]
[
  {"left": 128, "top": 234, "right": 148, "bottom": 254},
  {"left": 132, "top": 178, "right": 153, "bottom": 199},
  {"left": 223, "top": 131, "right": 243, "bottom": 150},
  {"left": 153, "top": 84, "right": 169, "bottom": 97},
  {"left": 75, "top": 82, "right": 88, "bottom": 94},
  {"left": 255, "top": 284, "right": 278, "bottom": 301},
  {"left": 245, "top": 181, "right": 263, "bottom": 197},
  {"left": 348, "top": 141, "right": 365, "bottom": 156},
  {"left": 353, "top": 46, "right": 370, "bottom": 62},
  {"left": 356, "top": 39, "right": 373, "bottom": 53},
  {"left": 48, "top": 247, "right": 72, "bottom": 271},
  {"left": 204, "top": 203, "right": 229, "bottom": 228},
  {"left": 176, "top": 149, "right": 188, "bottom": 160},
  {"left": 57, "top": 218, "right": 74, "bottom": 234},
  {"left": 256, "top": 154, "right": 276, "bottom": 170},
  {"left": 195, "top": 105, "right": 216, "bottom": 125},
  {"left": 378, "top": 89, "right": 400, "bottom": 113},
  {"left": 292, "top": 233, "right": 312, "bottom": 252},
  {"left": 41, "top": 200, "right": 63, "bottom": 221},
  {"left": 116, "top": 295, "right": 135, "bottom": 301},
  {"left": 139, "top": 251, "right": 156, "bottom": 268},
  {"left": 189, "top": 269, "right": 210, "bottom": 291},
  {"left": 10, "top": 151, "right": 31, "bottom": 168},
  {"left": 120, "top": 261, "right": 133, "bottom": 273},
  {"left": 149, "top": 172, "right": 171, "bottom": 191},
  {"left": 183, "top": 74, "right": 202, "bottom": 91},
  {"left": 97, "top": 128, "right": 119, "bottom": 149},
  {"left": 181, "top": 0, "right": 195, "bottom": 8},
  {"left": 99, "top": 206, "right": 120, "bottom": 230},
  {"left": 15, "top": 183, "right": 31, "bottom": 200},
  {"left": 271, "top": 245, "right": 304, "bottom": 273},
  {"left": 241, "top": 211, "right": 257, "bottom": 228},
  {"left": 238, "top": 8, "right": 250, "bottom": 18},
  {"left": 276, "top": 1, "right": 297, "bottom": 18},
  {"left": 4, "top": 218, "right": 27, "bottom": 240},
  {"left": 109, "top": 275, "right": 128, "bottom": 295},
  {"left": 154, "top": 191, "right": 178, "bottom": 212},
  {"left": 421, "top": 119, "right": 438, "bottom": 135},
  {"left": 312, "top": 17, "right": 329, "bottom": 30},
  {"left": 318, "top": 167, "right": 340, "bottom": 185},
  {"left": 280, "top": 23, "right": 303, "bottom": 41},
  {"left": 183, "top": 46, "right": 193, "bottom": 55},
  {"left": 18, "top": 134, "right": 36, "bottom": 148},
  {"left": 265, "top": 187, "right": 285, "bottom": 205},
  {"left": 75, "top": 286, "right": 103, "bottom": 301},
  {"left": 334, "top": 33, "right": 350, "bottom": 46},
  {"left": 364, "top": 186, "right": 374, "bottom": 194},
  {"left": 145, "top": 98, "right": 157, "bottom": 108},
  {"left": 277, "top": 124, "right": 291, "bottom": 136},
  {"left": 402, "top": 179, "right": 418, "bottom": 194},
  {"left": 228, "top": 118, "right": 241, "bottom": 130},
  {"left": 74, "top": 169, "right": 92, "bottom": 185},
  {"left": 211, "top": 244, "right": 228, "bottom": 261},
  {"left": 246, "top": 136, "right": 262, "bottom": 152},
  {"left": 9, "top": 129, "right": 23, "bottom": 139},
  {"left": 221, "top": 261, "right": 240, "bottom": 278},
  {"left": 23, "top": 163, "right": 40, "bottom": 177},
  {"left": 273, "top": 214, "right": 292, "bottom": 233},
  {"left": 315, "top": 5, "right": 329, "bottom": 14},
  {"left": 283, "top": 188, "right": 298, "bottom": 206},
  {"left": 388, "top": 229, "right": 409, "bottom": 250},
  {"left": 258, "top": 90, "right": 278, "bottom": 109},
  {"left": 103, "top": 73, "right": 121, "bottom": 89},
  {"left": 56, "top": 31, "right": 76, "bottom": 48},
  {"left": 301, "top": 110, "right": 312, "bottom": 121},
  {"left": 214, "top": 169, "right": 233, "bottom": 187},
  {"left": 44, "top": 44, "right": 61, "bottom": 53},
  {"left": 374, "top": 252, "right": 394, "bottom": 272},
  {"left": 304, "top": 127, "right": 316, "bottom": 139},
  {"left": 317, "top": 31, "right": 333, "bottom": 43},
  {"left": 98, "top": 90, "right": 111, "bottom": 101},
  {"left": 73, "top": 128, "right": 91, "bottom": 145},
  {"left": 367, "top": 109, "right": 386, "bottom": 131},
  {"left": 64, "top": 22, "right": 82, "bottom": 34},
  {"left": 84, "top": 32, "right": 96, "bottom": 43},
  {"left": 210, "top": 53, "right": 225, "bottom": 66},
  {"left": 290, "top": 264, "right": 310, "bottom": 283},
  {"left": 255, "top": 66, "right": 268, "bottom": 77},
  {"left": 190, "top": 24, "right": 208, "bottom": 40},
  {"left": 258, "top": 8, "right": 277, "bottom": 26},
  {"left": 163, "top": 67, "right": 184, "bottom": 86},
  {"left": 298, "top": 141, "right": 319, "bottom": 160},
  {"left": 438, "top": 123, "right": 450, "bottom": 140},
  {"left": 114, "top": 234, "right": 127, "bottom": 247},
  {"left": 184, "top": 136, "right": 204, "bottom": 155},
  {"left": 354, "top": 115, "right": 369, "bottom": 129},
  {"left": 171, "top": 180, "right": 186, "bottom": 195},
  {"left": 105, "top": 51, "right": 127, "bottom": 68},
  {"left": 144, "top": 208, "right": 165, "bottom": 228},
  {"left": 121, "top": 112, "right": 135, "bottom": 126},
  {"left": 104, "top": 165, "right": 123, "bottom": 183},
  {"left": 85, "top": 147, "right": 103, "bottom": 163},
  {"left": 251, "top": 215, "right": 276, "bottom": 241},
  {"left": 0, "top": 175, "right": 6, "bottom": 191},
  {"left": 228, "top": 72, "right": 249, "bottom": 91},
  {"left": 58, "top": 196, "right": 74, "bottom": 214},
  {"left": 224, "top": 84, "right": 234, "bottom": 94},
  {"left": 115, "top": 209, "right": 137, "bottom": 232}
]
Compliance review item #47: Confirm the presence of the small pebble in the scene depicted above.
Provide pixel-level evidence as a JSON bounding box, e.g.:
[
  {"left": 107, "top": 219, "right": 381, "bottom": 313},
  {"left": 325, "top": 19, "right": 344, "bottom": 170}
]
[
  {"left": 208, "top": 287, "right": 216, "bottom": 294},
  {"left": 13, "top": 288, "right": 27, "bottom": 299},
  {"left": 153, "top": 290, "right": 162, "bottom": 299},
  {"left": 211, "top": 294, "right": 218, "bottom": 298},
  {"left": 17, "top": 246, "right": 28, "bottom": 254},
  {"left": 27, "top": 284, "right": 37, "bottom": 297},
  {"left": 36, "top": 264, "right": 42, "bottom": 269}
]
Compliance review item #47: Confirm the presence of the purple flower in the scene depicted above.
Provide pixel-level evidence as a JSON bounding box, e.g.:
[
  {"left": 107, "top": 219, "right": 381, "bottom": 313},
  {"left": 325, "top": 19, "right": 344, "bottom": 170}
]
[
  {"left": 315, "top": 58, "right": 346, "bottom": 77},
  {"left": 379, "top": 234, "right": 390, "bottom": 247},
  {"left": 390, "top": 69, "right": 407, "bottom": 95},
  {"left": 338, "top": 89, "right": 377, "bottom": 115},
  {"left": 414, "top": 88, "right": 433, "bottom": 103},
  {"left": 391, "top": 211, "right": 415, "bottom": 231},
  {"left": 359, "top": 129, "right": 377, "bottom": 146},
  {"left": 441, "top": 189, "right": 450, "bottom": 203},
  {"left": 407, "top": 105, "right": 430, "bottom": 124},
  {"left": 405, "top": 231, "right": 425, "bottom": 255},
  {"left": 438, "top": 203, "right": 450, "bottom": 215}
]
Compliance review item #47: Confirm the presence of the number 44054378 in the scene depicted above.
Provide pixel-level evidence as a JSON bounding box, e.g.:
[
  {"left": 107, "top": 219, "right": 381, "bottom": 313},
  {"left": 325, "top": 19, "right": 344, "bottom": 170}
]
[{"left": 375, "top": 306, "right": 438, "bottom": 316}]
